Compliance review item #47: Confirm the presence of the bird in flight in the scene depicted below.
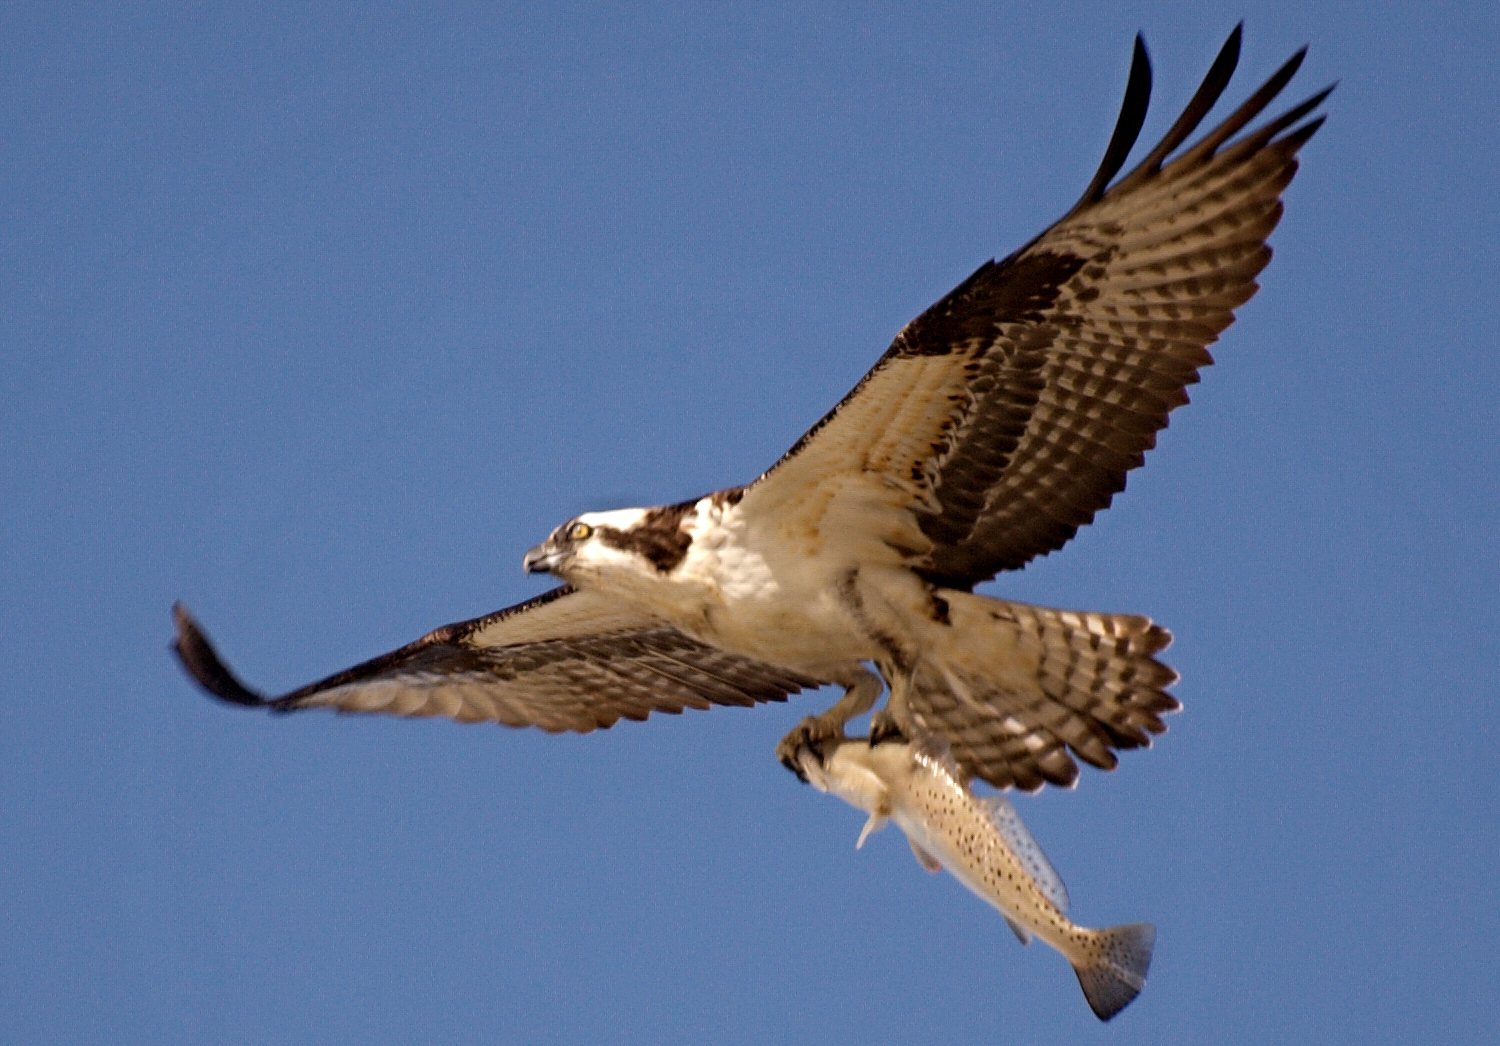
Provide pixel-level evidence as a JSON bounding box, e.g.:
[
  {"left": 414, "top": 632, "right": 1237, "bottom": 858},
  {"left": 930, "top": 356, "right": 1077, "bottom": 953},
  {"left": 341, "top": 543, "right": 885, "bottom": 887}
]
[{"left": 174, "top": 27, "right": 1328, "bottom": 794}]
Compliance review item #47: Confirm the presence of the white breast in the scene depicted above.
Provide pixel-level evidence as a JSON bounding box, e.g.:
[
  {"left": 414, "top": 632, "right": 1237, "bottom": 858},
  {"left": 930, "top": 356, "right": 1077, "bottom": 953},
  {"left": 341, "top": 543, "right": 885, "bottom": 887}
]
[
  {"left": 662, "top": 497, "right": 883, "bottom": 671},
  {"left": 679, "top": 500, "right": 779, "bottom": 601}
]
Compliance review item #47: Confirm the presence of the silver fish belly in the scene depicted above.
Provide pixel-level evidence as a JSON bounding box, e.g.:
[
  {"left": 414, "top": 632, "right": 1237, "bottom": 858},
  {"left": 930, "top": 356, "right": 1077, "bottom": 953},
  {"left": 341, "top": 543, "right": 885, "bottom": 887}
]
[{"left": 798, "top": 736, "right": 1155, "bottom": 1022}]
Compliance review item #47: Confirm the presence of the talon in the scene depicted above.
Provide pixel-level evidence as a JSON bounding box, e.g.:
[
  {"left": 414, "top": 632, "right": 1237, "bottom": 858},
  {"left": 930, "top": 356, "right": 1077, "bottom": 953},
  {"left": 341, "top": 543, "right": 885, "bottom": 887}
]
[
  {"left": 776, "top": 715, "right": 847, "bottom": 783},
  {"left": 869, "top": 710, "right": 906, "bottom": 746}
]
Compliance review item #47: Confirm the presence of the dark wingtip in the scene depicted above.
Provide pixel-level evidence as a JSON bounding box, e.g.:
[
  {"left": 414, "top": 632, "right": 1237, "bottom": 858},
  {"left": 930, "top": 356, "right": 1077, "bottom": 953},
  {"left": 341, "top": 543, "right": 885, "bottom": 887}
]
[
  {"left": 1225, "top": 22, "right": 1245, "bottom": 64},
  {"left": 1111, "top": 23, "right": 1243, "bottom": 194},
  {"left": 1068, "top": 32, "right": 1154, "bottom": 216},
  {"left": 171, "top": 602, "right": 270, "bottom": 708}
]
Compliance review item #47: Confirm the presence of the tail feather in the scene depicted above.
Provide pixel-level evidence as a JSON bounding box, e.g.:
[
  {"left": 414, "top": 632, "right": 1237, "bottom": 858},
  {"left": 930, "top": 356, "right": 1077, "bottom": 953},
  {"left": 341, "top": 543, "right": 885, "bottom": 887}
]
[
  {"left": 908, "top": 592, "right": 1179, "bottom": 792},
  {"left": 1074, "top": 922, "right": 1156, "bottom": 1021}
]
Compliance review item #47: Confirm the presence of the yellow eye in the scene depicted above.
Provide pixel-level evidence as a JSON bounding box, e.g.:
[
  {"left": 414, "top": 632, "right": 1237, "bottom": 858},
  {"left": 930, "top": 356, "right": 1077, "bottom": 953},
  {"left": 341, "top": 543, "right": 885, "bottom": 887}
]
[{"left": 569, "top": 523, "right": 593, "bottom": 541}]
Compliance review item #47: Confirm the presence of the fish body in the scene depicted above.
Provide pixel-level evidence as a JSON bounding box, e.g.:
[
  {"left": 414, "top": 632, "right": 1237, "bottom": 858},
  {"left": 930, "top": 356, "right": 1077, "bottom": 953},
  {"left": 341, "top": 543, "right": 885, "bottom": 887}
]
[{"left": 798, "top": 736, "right": 1154, "bottom": 1021}]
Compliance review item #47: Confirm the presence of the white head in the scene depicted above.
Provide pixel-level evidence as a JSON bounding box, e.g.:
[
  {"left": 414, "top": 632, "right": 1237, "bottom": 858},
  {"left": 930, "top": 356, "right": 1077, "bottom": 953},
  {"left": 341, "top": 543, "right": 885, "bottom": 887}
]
[{"left": 522, "top": 503, "right": 695, "bottom": 588}]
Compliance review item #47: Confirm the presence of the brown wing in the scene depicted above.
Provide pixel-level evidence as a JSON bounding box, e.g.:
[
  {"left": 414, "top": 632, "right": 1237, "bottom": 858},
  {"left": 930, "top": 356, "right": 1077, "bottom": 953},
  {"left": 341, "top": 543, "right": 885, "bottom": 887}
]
[
  {"left": 172, "top": 588, "right": 819, "bottom": 733},
  {"left": 743, "top": 28, "right": 1330, "bottom": 589}
]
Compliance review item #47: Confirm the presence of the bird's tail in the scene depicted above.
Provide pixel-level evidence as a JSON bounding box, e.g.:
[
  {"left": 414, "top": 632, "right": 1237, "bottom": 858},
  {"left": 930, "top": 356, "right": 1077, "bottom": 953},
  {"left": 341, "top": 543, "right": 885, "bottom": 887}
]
[
  {"left": 1072, "top": 922, "right": 1156, "bottom": 1021},
  {"left": 906, "top": 592, "right": 1180, "bottom": 791}
]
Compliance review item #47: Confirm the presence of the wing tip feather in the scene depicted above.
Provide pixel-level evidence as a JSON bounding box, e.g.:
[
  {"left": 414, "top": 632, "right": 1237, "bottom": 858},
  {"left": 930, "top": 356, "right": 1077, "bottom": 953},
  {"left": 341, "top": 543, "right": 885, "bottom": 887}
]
[
  {"left": 171, "top": 603, "right": 274, "bottom": 709},
  {"left": 1076, "top": 28, "right": 1330, "bottom": 216},
  {"left": 1071, "top": 32, "right": 1154, "bottom": 214}
]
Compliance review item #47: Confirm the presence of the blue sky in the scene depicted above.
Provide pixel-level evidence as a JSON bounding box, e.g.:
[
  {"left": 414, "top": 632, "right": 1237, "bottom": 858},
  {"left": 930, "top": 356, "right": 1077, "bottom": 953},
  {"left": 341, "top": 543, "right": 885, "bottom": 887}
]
[{"left": 3, "top": 2, "right": 1497, "bottom": 1043}]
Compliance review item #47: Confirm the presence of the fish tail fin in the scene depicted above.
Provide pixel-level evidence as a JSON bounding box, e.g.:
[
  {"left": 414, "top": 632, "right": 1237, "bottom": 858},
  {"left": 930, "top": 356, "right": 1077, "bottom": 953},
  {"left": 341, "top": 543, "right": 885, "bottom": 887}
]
[{"left": 1073, "top": 923, "right": 1155, "bottom": 1022}]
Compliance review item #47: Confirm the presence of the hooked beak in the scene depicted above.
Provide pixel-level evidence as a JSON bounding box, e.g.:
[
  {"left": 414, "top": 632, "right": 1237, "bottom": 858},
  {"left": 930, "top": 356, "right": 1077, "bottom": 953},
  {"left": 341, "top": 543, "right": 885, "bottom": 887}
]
[{"left": 523, "top": 543, "right": 569, "bottom": 576}]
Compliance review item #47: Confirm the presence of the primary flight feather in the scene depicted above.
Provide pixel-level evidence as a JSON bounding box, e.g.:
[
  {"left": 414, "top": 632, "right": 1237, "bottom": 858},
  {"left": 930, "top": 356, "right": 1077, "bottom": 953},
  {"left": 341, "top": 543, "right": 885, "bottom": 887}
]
[{"left": 174, "top": 27, "right": 1328, "bottom": 795}]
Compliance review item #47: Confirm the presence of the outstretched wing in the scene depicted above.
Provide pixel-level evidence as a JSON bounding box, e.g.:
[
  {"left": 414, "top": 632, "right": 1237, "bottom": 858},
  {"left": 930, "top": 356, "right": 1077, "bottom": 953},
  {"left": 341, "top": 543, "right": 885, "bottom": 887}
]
[
  {"left": 172, "top": 587, "right": 819, "bottom": 732},
  {"left": 743, "top": 28, "right": 1330, "bottom": 589}
]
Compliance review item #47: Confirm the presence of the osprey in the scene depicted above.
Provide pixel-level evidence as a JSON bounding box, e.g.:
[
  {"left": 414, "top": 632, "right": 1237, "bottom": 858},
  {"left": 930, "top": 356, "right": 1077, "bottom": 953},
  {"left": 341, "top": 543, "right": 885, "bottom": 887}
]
[{"left": 174, "top": 28, "right": 1329, "bottom": 793}]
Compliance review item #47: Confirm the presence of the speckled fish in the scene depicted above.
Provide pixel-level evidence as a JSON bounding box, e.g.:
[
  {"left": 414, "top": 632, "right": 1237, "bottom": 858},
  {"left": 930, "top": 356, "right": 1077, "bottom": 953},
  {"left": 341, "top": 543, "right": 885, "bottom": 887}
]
[{"left": 798, "top": 735, "right": 1155, "bottom": 1021}]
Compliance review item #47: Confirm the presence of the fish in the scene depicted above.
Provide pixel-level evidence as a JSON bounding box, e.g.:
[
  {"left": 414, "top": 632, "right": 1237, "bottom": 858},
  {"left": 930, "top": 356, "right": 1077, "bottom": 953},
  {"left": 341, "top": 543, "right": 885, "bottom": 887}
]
[{"left": 797, "top": 734, "right": 1155, "bottom": 1021}]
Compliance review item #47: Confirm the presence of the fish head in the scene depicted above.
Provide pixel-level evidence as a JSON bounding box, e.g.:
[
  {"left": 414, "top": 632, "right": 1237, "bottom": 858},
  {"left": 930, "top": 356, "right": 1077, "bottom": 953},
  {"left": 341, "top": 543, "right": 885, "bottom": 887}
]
[{"left": 796, "top": 736, "right": 899, "bottom": 815}]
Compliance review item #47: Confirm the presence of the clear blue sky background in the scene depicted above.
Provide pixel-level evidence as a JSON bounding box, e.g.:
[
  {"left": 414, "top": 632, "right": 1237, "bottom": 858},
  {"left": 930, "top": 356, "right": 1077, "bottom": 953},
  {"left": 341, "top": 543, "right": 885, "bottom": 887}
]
[{"left": 4, "top": 2, "right": 1496, "bottom": 1043}]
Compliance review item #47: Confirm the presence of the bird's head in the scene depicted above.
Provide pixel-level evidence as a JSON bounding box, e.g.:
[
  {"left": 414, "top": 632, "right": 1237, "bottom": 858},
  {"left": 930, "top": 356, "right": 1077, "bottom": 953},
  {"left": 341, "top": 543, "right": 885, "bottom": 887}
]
[{"left": 523, "top": 503, "right": 695, "bottom": 587}]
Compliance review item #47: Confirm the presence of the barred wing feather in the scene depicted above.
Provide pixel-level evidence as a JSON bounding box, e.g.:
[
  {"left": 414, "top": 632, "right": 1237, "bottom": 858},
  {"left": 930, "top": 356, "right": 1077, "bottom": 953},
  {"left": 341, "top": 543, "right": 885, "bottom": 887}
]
[
  {"left": 172, "top": 588, "right": 819, "bottom": 733},
  {"left": 744, "top": 27, "right": 1330, "bottom": 590}
]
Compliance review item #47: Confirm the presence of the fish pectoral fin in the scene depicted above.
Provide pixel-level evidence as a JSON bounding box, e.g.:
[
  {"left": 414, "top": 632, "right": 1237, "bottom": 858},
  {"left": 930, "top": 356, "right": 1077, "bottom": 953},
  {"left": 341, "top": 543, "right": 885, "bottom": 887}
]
[
  {"left": 1003, "top": 916, "right": 1034, "bottom": 946},
  {"left": 907, "top": 837, "right": 942, "bottom": 873},
  {"left": 856, "top": 814, "right": 888, "bottom": 849}
]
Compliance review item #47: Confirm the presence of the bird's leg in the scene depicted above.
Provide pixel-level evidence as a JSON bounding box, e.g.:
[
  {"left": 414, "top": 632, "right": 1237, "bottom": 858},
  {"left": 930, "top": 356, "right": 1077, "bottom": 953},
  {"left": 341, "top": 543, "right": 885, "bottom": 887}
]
[
  {"left": 869, "top": 666, "right": 912, "bottom": 745},
  {"left": 777, "top": 667, "right": 884, "bottom": 780},
  {"left": 868, "top": 710, "right": 905, "bottom": 746}
]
